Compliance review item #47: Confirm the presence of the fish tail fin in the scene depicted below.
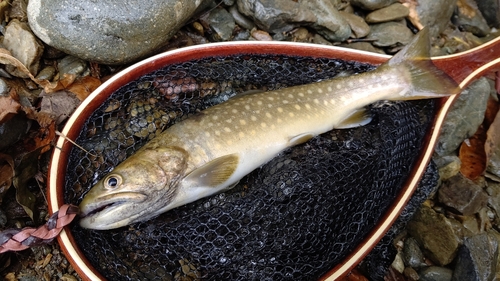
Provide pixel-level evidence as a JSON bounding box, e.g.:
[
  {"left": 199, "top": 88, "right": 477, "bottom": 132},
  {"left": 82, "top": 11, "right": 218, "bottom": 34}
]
[{"left": 385, "top": 27, "right": 461, "bottom": 100}]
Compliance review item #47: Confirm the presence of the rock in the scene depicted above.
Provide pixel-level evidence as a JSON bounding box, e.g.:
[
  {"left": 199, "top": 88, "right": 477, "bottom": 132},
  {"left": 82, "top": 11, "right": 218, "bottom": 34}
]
[
  {"left": 35, "top": 66, "right": 57, "bottom": 81},
  {"left": 419, "top": 266, "right": 454, "bottom": 281},
  {"left": 298, "top": 0, "right": 351, "bottom": 42},
  {"left": 451, "top": 233, "right": 498, "bottom": 281},
  {"left": 438, "top": 174, "right": 488, "bottom": 215},
  {"left": 229, "top": 4, "right": 255, "bottom": 30},
  {"left": 407, "top": 204, "right": 459, "bottom": 265},
  {"left": 403, "top": 267, "right": 420, "bottom": 280},
  {"left": 365, "top": 3, "right": 409, "bottom": 23},
  {"left": 414, "top": 0, "right": 458, "bottom": 37},
  {"left": 452, "top": 0, "right": 491, "bottom": 37},
  {"left": 2, "top": 19, "right": 44, "bottom": 78},
  {"left": 0, "top": 78, "right": 10, "bottom": 96},
  {"left": 435, "top": 77, "right": 491, "bottom": 156},
  {"left": 339, "top": 11, "right": 370, "bottom": 38},
  {"left": 350, "top": 0, "right": 396, "bottom": 10},
  {"left": 474, "top": 0, "right": 500, "bottom": 28},
  {"left": 40, "top": 91, "right": 81, "bottom": 125},
  {"left": 237, "top": 0, "right": 316, "bottom": 34},
  {"left": 312, "top": 34, "right": 332, "bottom": 45},
  {"left": 366, "top": 21, "right": 413, "bottom": 47},
  {"left": 339, "top": 42, "right": 385, "bottom": 54},
  {"left": 486, "top": 109, "right": 500, "bottom": 178},
  {"left": 207, "top": 7, "right": 236, "bottom": 41},
  {"left": 403, "top": 237, "right": 427, "bottom": 268},
  {"left": 252, "top": 29, "right": 273, "bottom": 41},
  {"left": 486, "top": 181, "right": 500, "bottom": 225},
  {"left": 57, "top": 56, "right": 89, "bottom": 77},
  {"left": 434, "top": 155, "right": 461, "bottom": 181},
  {"left": 27, "top": 0, "right": 208, "bottom": 65}
]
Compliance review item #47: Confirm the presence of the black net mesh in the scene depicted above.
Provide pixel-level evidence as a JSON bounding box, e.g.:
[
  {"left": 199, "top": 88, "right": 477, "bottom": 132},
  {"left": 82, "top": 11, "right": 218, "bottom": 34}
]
[{"left": 64, "top": 54, "right": 437, "bottom": 280}]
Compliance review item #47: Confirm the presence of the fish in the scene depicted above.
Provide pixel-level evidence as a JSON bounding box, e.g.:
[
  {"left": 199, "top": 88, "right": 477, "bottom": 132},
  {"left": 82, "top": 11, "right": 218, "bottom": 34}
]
[{"left": 78, "top": 27, "right": 460, "bottom": 230}]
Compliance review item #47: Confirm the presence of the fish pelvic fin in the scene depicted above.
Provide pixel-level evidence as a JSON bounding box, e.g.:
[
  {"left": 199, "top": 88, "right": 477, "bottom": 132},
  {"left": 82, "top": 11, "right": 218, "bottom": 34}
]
[
  {"left": 182, "top": 154, "right": 240, "bottom": 189},
  {"left": 384, "top": 27, "right": 461, "bottom": 100}
]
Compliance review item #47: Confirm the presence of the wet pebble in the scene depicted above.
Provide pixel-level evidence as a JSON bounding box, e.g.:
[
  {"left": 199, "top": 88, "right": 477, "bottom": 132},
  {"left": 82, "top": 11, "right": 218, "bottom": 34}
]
[
  {"left": 27, "top": 0, "right": 207, "bottom": 64},
  {"left": 403, "top": 237, "right": 426, "bottom": 268},
  {"left": 57, "top": 56, "right": 89, "bottom": 77},
  {"left": 419, "top": 266, "right": 453, "bottom": 281},
  {"left": 435, "top": 77, "right": 491, "bottom": 156},
  {"left": 414, "top": 0, "right": 458, "bottom": 37},
  {"left": 251, "top": 29, "right": 273, "bottom": 41},
  {"left": 475, "top": 0, "right": 500, "bottom": 28},
  {"left": 0, "top": 114, "right": 32, "bottom": 151},
  {"left": 452, "top": 233, "right": 498, "bottom": 281},
  {"left": 229, "top": 5, "right": 255, "bottom": 30},
  {"left": 35, "top": 66, "right": 57, "bottom": 81},
  {"left": 486, "top": 181, "right": 500, "bottom": 225},
  {"left": 207, "top": 7, "right": 236, "bottom": 41},
  {"left": 452, "top": 0, "right": 491, "bottom": 37},
  {"left": 339, "top": 10, "right": 370, "bottom": 38},
  {"left": 0, "top": 78, "right": 10, "bottom": 95},
  {"left": 365, "top": 3, "right": 409, "bottom": 23},
  {"left": 366, "top": 21, "right": 413, "bottom": 47},
  {"left": 2, "top": 19, "right": 44, "bottom": 78},
  {"left": 438, "top": 174, "right": 488, "bottom": 216},
  {"left": 299, "top": 0, "right": 351, "bottom": 42},
  {"left": 237, "top": 0, "right": 316, "bottom": 34},
  {"left": 350, "top": 0, "right": 396, "bottom": 10},
  {"left": 407, "top": 204, "right": 459, "bottom": 265}
]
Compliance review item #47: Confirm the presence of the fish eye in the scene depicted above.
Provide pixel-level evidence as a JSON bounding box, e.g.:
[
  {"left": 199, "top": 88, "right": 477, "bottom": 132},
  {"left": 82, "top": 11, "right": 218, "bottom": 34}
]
[{"left": 104, "top": 175, "right": 121, "bottom": 190}]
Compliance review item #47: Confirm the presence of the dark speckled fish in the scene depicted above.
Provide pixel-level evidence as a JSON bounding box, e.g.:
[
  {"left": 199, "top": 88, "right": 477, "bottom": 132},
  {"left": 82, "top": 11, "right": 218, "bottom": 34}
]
[{"left": 79, "top": 28, "right": 460, "bottom": 230}]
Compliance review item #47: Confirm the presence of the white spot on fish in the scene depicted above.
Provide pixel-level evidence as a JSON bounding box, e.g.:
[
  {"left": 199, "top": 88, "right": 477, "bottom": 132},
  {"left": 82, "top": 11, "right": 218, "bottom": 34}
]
[
  {"left": 294, "top": 105, "right": 301, "bottom": 110},
  {"left": 298, "top": 92, "right": 304, "bottom": 97},
  {"left": 224, "top": 127, "right": 231, "bottom": 133},
  {"left": 348, "top": 81, "right": 354, "bottom": 87},
  {"left": 232, "top": 109, "right": 238, "bottom": 114},
  {"left": 313, "top": 99, "right": 320, "bottom": 104},
  {"left": 327, "top": 86, "right": 332, "bottom": 92},
  {"left": 305, "top": 104, "right": 311, "bottom": 109},
  {"left": 289, "top": 112, "right": 295, "bottom": 117},
  {"left": 277, "top": 107, "right": 284, "bottom": 113},
  {"left": 266, "top": 112, "right": 272, "bottom": 118},
  {"left": 212, "top": 115, "right": 219, "bottom": 120},
  {"left": 330, "top": 99, "right": 336, "bottom": 105},
  {"left": 317, "top": 88, "right": 323, "bottom": 94},
  {"left": 215, "top": 130, "right": 221, "bottom": 136},
  {"left": 359, "top": 78, "right": 365, "bottom": 83},
  {"left": 240, "top": 119, "right": 247, "bottom": 125},
  {"left": 267, "top": 97, "right": 275, "bottom": 101},
  {"left": 261, "top": 122, "right": 267, "bottom": 128},
  {"left": 307, "top": 90, "right": 312, "bottom": 94},
  {"left": 205, "top": 132, "right": 210, "bottom": 137},
  {"left": 282, "top": 100, "right": 289, "bottom": 104},
  {"left": 239, "top": 132, "right": 245, "bottom": 138},
  {"left": 208, "top": 122, "right": 214, "bottom": 127},
  {"left": 251, "top": 130, "right": 256, "bottom": 135},
  {"left": 245, "top": 105, "right": 251, "bottom": 110},
  {"left": 336, "top": 84, "right": 342, "bottom": 90},
  {"left": 277, "top": 118, "right": 283, "bottom": 123},
  {"left": 251, "top": 116, "right": 257, "bottom": 121},
  {"left": 288, "top": 94, "right": 294, "bottom": 98},
  {"left": 257, "top": 100, "right": 263, "bottom": 106},
  {"left": 271, "top": 124, "right": 276, "bottom": 129},
  {"left": 226, "top": 119, "right": 232, "bottom": 123},
  {"left": 227, "top": 140, "right": 233, "bottom": 145}
]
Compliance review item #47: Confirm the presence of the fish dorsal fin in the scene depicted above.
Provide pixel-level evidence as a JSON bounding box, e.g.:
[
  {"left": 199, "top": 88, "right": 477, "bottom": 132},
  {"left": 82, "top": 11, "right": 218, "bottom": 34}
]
[
  {"left": 182, "top": 154, "right": 239, "bottom": 188},
  {"left": 335, "top": 108, "right": 372, "bottom": 129},
  {"left": 289, "top": 133, "right": 315, "bottom": 146}
]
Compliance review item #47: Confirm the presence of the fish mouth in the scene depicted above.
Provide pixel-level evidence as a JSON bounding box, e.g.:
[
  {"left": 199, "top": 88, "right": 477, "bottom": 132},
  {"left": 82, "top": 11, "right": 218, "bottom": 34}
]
[{"left": 79, "top": 192, "right": 147, "bottom": 219}]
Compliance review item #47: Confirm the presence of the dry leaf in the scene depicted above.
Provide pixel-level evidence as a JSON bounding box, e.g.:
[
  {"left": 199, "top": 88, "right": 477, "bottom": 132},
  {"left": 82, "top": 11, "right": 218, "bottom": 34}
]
[
  {"left": 0, "top": 48, "right": 58, "bottom": 92},
  {"left": 67, "top": 76, "right": 102, "bottom": 101},
  {"left": 459, "top": 124, "right": 487, "bottom": 180},
  {"left": 0, "top": 89, "right": 21, "bottom": 124},
  {"left": 401, "top": 0, "right": 424, "bottom": 30},
  {"left": 0, "top": 153, "right": 14, "bottom": 203}
]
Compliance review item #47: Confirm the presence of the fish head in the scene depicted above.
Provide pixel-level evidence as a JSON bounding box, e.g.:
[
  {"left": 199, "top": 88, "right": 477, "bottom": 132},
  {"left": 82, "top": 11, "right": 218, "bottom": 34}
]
[{"left": 78, "top": 146, "right": 189, "bottom": 230}]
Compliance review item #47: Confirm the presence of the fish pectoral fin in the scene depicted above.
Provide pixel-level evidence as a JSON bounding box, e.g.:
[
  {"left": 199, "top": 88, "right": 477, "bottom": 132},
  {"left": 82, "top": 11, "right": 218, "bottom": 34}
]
[
  {"left": 182, "top": 154, "right": 240, "bottom": 188},
  {"left": 289, "top": 133, "right": 315, "bottom": 146},
  {"left": 335, "top": 108, "right": 372, "bottom": 129}
]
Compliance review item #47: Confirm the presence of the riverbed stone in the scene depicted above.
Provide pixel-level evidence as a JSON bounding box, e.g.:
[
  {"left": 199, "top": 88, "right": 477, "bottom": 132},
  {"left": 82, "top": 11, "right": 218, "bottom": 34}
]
[
  {"left": 207, "top": 7, "right": 236, "bottom": 41},
  {"left": 339, "top": 11, "right": 370, "bottom": 38},
  {"left": 419, "top": 266, "right": 453, "bottom": 281},
  {"left": 403, "top": 237, "right": 426, "bottom": 268},
  {"left": 365, "top": 3, "right": 409, "bottom": 23},
  {"left": 435, "top": 77, "right": 491, "bottom": 156},
  {"left": 438, "top": 174, "right": 488, "bottom": 216},
  {"left": 486, "top": 181, "right": 500, "bottom": 225},
  {"left": 407, "top": 204, "right": 459, "bottom": 265},
  {"left": 237, "top": 0, "right": 317, "bottom": 34},
  {"left": 2, "top": 19, "right": 44, "bottom": 78},
  {"left": 452, "top": 0, "right": 491, "bottom": 37},
  {"left": 27, "top": 0, "right": 208, "bottom": 65},
  {"left": 366, "top": 21, "right": 413, "bottom": 47},
  {"left": 350, "top": 0, "right": 396, "bottom": 10},
  {"left": 298, "top": 0, "right": 351, "bottom": 41},
  {"left": 451, "top": 233, "right": 498, "bottom": 281},
  {"left": 474, "top": 0, "right": 500, "bottom": 28},
  {"left": 414, "top": 0, "right": 458, "bottom": 37}
]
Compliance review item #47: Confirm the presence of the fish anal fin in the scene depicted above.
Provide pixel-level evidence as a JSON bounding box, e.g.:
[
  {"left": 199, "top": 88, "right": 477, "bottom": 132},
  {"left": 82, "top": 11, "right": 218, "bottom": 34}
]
[
  {"left": 289, "top": 133, "right": 314, "bottom": 146},
  {"left": 182, "top": 154, "right": 239, "bottom": 188},
  {"left": 335, "top": 108, "right": 372, "bottom": 129}
]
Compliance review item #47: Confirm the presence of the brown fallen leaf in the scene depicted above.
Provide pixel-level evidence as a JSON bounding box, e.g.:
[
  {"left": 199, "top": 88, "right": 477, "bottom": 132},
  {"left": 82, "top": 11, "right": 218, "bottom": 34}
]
[
  {"left": 66, "top": 75, "right": 102, "bottom": 101},
  {"left": 459, "top": 124, "right": 487, "bottom": 180},
  {"left": 339, "top": 268, "right": 370, "bottom": 281},
  {"left": 0, "top": 89, "right": 21, "bottom": 124},
  {"left": 0, "top": 153, "right": 14, "bottom": 203},
  {"left": 401, "top": 0, "right": 424, "bottom": 30},
  {"left": 0, "top": 48, "right": 59, "bottom": 93}
]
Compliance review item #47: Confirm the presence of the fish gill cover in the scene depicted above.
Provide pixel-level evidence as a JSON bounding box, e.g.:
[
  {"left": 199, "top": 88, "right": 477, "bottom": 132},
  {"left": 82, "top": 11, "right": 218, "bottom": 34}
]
[{"left": 64, "top": 54, "right": 437, "bottom": 280}]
